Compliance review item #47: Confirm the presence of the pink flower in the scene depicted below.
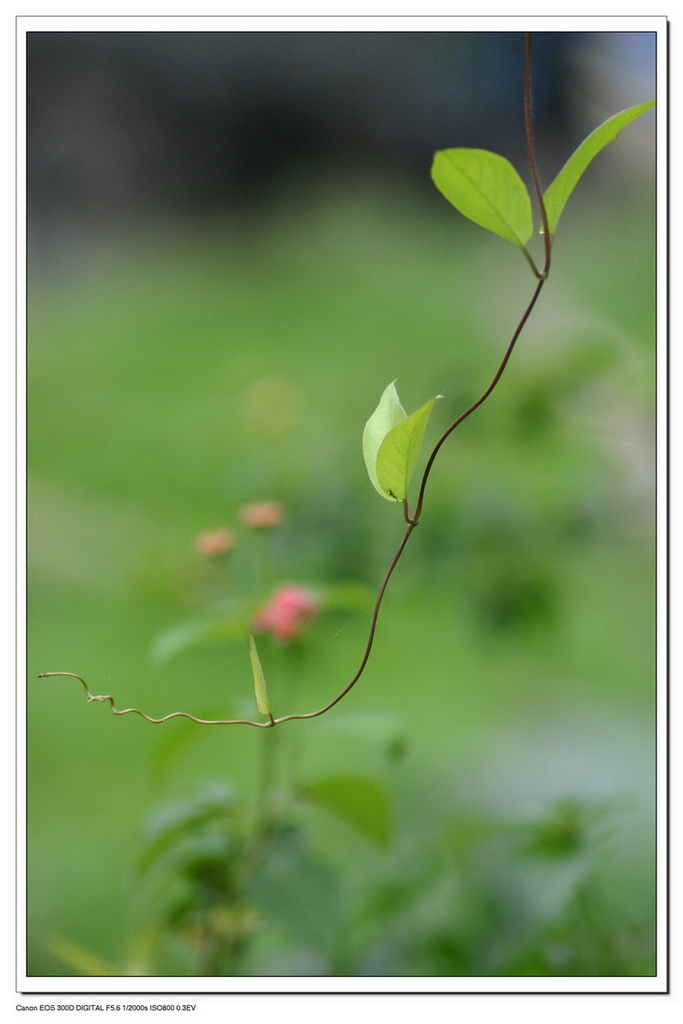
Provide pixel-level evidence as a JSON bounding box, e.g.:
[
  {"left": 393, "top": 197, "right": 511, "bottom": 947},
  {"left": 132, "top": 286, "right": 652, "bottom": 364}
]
[
  {"left": 252, "top": 584, "right": 320, "bottom": 641},
  {"left": 239, "top": 501, "right": 286, "bottom": 530},
  {"left": 193, "top": 528, "right": 237, "bottom": 558}
]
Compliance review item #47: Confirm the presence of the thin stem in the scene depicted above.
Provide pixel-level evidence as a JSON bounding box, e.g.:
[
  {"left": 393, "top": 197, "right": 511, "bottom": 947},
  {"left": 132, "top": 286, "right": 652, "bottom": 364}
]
[
  {"left": 525, "top": 32, "right": 552, "bottom": 274},
  {"left": 413, "top": 274, "right": 546, "bottom": 523},
  {"left": 252, "top": 718, "right": 281, "bottom": 833},
  {"left": 271, "top": 521, "right": 416, "bottom": 723},
  {"left": 412, "top": 31, "right": 551, "bottom": 524},
  {"left": 521, "top": 243, "right": 544, "bottom": 281},
  {"left": 37, "top": 672, "right": 275, "bottom": 728}
]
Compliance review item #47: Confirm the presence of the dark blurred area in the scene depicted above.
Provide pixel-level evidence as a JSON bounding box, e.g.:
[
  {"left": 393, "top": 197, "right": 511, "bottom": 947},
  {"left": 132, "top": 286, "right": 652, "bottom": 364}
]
[{"left": 27, "top": 30, "right": 655, "bottom": 256}]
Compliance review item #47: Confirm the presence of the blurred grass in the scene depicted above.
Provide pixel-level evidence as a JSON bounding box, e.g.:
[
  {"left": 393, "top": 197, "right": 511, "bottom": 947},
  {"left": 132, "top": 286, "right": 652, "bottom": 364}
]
[{"left": 27, "top": 175, "right": 655, "bottom": 976}]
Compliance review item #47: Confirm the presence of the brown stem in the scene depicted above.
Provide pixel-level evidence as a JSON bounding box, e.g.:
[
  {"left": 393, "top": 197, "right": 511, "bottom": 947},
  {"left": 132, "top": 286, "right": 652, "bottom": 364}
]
[
  {"left": 271, "top": 521, "right": 416, "bottom": 723},
  {"left": 413, "top": 275, "right": 546, "bottom": 524},
  {"left": 525, "top": 32, "right": 552, "bottom": 273},
  {"left": 413, "top": 31, "right": 552, "bottom": 525}
]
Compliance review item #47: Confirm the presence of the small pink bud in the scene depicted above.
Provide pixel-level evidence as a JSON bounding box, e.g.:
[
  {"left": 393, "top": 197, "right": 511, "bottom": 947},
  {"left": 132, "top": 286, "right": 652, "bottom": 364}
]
[
  {"left": 239, "top": 501, "right": 286, "bottom": 530},
  {"left": 193, "top": 528, "right": 237, "bottom": 558}
]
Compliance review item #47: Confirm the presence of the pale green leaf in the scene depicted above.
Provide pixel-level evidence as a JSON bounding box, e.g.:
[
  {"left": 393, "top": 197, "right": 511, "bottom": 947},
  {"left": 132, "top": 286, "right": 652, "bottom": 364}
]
[
  {"left": 543, "top": 99, "right": 655, "bottom": 237},
  {"left": 376, "top": 396, "right": 438, "bottom": 502},
  {"left": 363, "top": 380, "right": 407, "bottom": 499},
  {"left": 138, "top": 783, "right": 234, "bottom": 874},
  {"left": 151, "top": 605, "right": 249, "bottom": 664},
  {"left": 249, "top": 633, "right": 271, "bottom": 717},
  {"left": 303, "top": 774, "right": 392, "bottom": 848},
  {"left": 431, "top": 147, "right": 533, "bottom": 249}
]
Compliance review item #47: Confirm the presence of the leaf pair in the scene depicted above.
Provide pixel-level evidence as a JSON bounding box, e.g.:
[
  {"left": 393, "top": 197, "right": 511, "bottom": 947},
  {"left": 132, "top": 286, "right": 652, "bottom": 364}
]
[
  {"left": 431, "top": 99, "right": 655, "bottom": 253},
  {"left": 363, "top": 381, "right": 440, "bottom": 503}
]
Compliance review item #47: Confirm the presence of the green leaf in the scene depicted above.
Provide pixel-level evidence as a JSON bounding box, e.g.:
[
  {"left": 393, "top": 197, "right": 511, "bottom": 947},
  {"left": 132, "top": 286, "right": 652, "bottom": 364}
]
[
  {"left": 137, "top": 783, "right": 234, "bottom": 874},
  {"left": 245, "top": 826, "right": 341, "bottom": 954},
  {"left": 151, "top": 606, "right": 249, "bottom": 664},
  {"left": 303, "top": 775, "right": 392, "bottom": 848},
  {"left": 376, "top": 396, "right": 438, "bottom": 502},
  {"left": 249, "top": 632, "right": 271, "bottom": 718},
  {"left": 431, "top": 147, "right": 533, "bottom": 249},
  {"left": 363, "top": 380, "right": 407, "bottom": 499},
  {"left": 543, "top": 99, "right": 655, "bottom": 237}
]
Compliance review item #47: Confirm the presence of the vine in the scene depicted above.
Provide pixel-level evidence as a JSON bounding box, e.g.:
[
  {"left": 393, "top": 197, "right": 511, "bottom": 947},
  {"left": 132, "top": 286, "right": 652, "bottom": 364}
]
[{"left": 39, "top": 34, "right": 654, "bottom": 730}]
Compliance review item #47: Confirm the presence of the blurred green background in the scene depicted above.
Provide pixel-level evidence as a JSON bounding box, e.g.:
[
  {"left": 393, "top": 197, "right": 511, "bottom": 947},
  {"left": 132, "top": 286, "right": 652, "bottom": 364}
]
[{"left": 27, "top": 30, "right": 656, "bottom": 978}]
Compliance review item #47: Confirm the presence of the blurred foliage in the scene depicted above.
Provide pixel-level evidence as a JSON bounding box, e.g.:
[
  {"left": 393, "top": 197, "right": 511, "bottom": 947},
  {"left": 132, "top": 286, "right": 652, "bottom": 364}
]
[{"left": 28, "top": 172, "right": 655, "bottom": 978}]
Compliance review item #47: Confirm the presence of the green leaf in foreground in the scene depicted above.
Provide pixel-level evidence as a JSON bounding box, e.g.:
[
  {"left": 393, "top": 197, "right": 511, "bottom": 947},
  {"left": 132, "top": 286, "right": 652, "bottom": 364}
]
[
  {"left": 431, "top": 147, "right": 533, "bottom": 249},
  {"left": 303, "top": 775, "right": 392, "bottom": 848},
  {"left": 363, "top": 382, "right": 439, "bottom": 502},
  {"left": 249, "top": 633, "right": 272, "bottom": 718},
  {"left": 377, "top": 396, "right": 439, "bottom": 502},
  {"left": 363, "top": 380, "right": 407, "bottom": 498},
  {"left": 543, "top": 99, "right": 655, "bottom": 237}
]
